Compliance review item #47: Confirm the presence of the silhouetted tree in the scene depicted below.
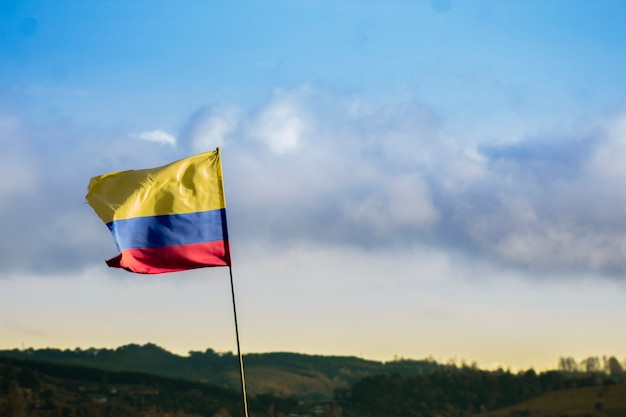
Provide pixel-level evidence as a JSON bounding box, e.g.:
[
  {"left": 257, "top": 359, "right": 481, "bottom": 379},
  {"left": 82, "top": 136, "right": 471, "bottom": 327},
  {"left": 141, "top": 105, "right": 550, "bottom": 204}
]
[
  {"left": 605, "top": 356, "right": 623, "bottom": 376},
  {"left": 580, "top": 356, "right": 601, "bottom": 373},
  {"left": 558, "top": 357, "right": 578, "bottom": 373}
]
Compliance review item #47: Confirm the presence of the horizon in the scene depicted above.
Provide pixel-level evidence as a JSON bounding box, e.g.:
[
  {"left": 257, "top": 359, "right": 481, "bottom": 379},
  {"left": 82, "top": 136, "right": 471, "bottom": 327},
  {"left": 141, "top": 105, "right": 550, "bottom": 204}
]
[
  {"left": 3, "top": 341, "right": 623, "bottom": 373},
  {"left": 2, "top": 0, "right": 626, "bottom": 373}
]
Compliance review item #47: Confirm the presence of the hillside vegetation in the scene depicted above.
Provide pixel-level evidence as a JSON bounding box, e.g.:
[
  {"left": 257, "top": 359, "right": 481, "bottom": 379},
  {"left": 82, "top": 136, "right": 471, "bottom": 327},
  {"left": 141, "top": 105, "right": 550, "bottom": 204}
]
[
  {"left": 474, "top": 383, "right": 626, "bottom": 417},
  {"left": 0, "top": 344, "right": 449, "bottom": 400},
  {"left": 2, "top": 344, "right": 626, "bottom": 417},
  {"left": 340, "top": 368, "right": 626, "bottom": 417}
]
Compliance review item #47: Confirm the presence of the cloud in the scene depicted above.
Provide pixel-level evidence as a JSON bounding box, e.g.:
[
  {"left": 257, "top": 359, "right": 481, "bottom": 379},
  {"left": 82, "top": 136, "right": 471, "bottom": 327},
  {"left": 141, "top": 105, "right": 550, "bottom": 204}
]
[
  {"left": 216, "top": 89, "right": 445, "bottom": 249},
  {"left": 0, "top": 104, "right": 191, "bottom": 276},
  {"left": 130, "top": 129, "right": 177, "bottom": 146},
  {"left": 588, "top": 113, "right": 626, "bottom": 184},
  {"left": 249, "top": 89, "right": 309, "bottom": 154},
  {"left": 181, "top": 106, "right": 238, "bottom": 154},
  {"left": 3, "top": 86, "right": 626, "bottom": 279},
  {"left": 451, "top": 117, "right": 626, "bottom": 274},
  {"left": 219, "top": 88, "right": 626, "bottom": 276}
]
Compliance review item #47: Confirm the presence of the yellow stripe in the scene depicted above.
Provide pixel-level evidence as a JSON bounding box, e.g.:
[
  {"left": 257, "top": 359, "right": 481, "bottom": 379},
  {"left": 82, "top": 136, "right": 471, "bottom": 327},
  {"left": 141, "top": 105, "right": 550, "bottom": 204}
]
[{"left": 86, "top": 150, "right": 225, "bottom": 224}]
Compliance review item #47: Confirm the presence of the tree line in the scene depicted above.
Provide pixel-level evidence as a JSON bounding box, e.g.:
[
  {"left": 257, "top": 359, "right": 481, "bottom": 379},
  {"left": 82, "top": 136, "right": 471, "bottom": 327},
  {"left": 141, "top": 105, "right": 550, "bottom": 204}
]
[
  {"left": 2, "top": 350, "right": 625, "bottom": 417},
  {"left": 339, "top": 365, "right": 624, "bottom": 417}
]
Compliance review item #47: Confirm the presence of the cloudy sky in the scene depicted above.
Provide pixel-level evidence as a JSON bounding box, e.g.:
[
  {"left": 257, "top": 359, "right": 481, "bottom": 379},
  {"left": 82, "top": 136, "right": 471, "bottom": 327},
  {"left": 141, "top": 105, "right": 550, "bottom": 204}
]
[{"left": 1, "top": 0, "right": 626, "bottom": 371}]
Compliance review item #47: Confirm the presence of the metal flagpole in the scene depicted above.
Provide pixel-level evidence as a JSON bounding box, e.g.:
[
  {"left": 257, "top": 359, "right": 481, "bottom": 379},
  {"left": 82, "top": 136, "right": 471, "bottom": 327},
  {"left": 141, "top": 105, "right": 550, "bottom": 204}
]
[
  {"left": 216, "top": 147, "right": 249, "bottom": 417},
  {"left": 228, "top": 265, "right": 250, "bottom": 417}
]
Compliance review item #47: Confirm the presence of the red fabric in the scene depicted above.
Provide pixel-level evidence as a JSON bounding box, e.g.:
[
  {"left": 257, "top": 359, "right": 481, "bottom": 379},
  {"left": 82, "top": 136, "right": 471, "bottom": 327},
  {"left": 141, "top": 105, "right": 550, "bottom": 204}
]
[{"left": 106, "top": 240, "right": 230, "bottom": 274}]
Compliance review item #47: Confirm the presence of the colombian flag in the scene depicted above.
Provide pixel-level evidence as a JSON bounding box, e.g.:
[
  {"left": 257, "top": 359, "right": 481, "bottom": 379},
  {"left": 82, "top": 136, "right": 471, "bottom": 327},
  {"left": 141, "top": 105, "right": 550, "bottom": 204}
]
[{"left": 86, "top": 149, "right": 230, "bottom": 274}]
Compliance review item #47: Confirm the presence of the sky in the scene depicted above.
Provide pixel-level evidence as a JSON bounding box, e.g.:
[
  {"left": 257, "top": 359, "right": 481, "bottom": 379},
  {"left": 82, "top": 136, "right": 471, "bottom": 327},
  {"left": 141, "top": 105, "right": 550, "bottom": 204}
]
[{"left": 1, "top": 0, "right": 626, "bottom": 372}]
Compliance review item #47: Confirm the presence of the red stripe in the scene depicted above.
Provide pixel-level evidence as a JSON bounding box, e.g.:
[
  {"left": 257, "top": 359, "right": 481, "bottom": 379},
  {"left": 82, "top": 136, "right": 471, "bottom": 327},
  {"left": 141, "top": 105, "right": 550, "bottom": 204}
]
[{"left": 106, "top": 240, "right": 230, "bottom": 274}]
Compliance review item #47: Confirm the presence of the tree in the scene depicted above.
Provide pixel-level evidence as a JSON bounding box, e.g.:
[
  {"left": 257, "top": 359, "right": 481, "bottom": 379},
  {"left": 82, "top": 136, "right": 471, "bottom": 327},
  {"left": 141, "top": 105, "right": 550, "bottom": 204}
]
[
  {"left": 580, "top": 357, "right": 601, "bottom": 373},
  {"left": 605, "top": 356, "right": 623, "bottom": 376},
  {"left": 558, "top": 357, "right": 578, "bottom": 373}
]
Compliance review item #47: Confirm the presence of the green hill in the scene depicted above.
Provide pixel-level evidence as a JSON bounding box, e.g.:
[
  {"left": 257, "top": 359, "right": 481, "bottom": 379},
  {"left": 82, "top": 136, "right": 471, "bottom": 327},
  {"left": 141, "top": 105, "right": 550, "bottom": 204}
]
[
  {"left": 472, "top": 382, "right": 626, "bottom": 417},
  {"left": 0, "top": 355, "right": 260, "bottom": 417},
  {"left": 3, "top": 348, "right": 626, "bottom": 417},
  {"left": 340, "top": 368, "right": 626, "bottom": 417},
  {"left": 0, "top": 344, "right": 448, "bottom": 400}
]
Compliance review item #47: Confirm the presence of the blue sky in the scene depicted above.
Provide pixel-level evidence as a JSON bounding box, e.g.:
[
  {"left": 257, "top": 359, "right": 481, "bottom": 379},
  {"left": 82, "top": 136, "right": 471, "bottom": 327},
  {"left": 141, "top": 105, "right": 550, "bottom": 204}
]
[{"left": 1, "top": 0, "right": 626, "bottom": 371}]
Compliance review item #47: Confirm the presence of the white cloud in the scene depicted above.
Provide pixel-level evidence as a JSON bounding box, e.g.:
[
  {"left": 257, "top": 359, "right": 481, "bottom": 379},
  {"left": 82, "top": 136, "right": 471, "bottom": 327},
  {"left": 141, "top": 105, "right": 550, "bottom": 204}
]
[
  {"left": 588, "top": 113, "right": 626, "bottom": 186},
  {"left": 189, "top": 107, "right": 238, "bottom": 154},
  {"left": 130, "top": 129, "right": 177, "bottom": 146},
  {"left": 4, "top": 85, "right": 626, "bottom": 279},
  {"left": 227, "top": 89, "right": 626, "bottom": 276},
  {"left": 250, "top": 91, "right": 308, "bottom": 154},
  {"left": 340, "top": 175, "right": 439, "bottom": 240},
  {"left": 447, "top": 112, "right": 626, "bottom": 274}
]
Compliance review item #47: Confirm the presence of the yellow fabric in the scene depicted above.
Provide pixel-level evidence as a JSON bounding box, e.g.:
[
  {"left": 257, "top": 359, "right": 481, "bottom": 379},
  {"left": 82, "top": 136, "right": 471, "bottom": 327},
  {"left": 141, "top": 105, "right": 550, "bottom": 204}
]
[{"left": 86, "top": 149, "right": 225, "bottom": 224}]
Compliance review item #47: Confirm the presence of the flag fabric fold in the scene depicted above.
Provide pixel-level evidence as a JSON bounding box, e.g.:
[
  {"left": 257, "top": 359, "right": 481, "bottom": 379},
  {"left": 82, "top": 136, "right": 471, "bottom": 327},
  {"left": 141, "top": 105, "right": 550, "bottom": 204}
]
[{"left": 86, "top": 149, "right": 231, "bottom": 274}]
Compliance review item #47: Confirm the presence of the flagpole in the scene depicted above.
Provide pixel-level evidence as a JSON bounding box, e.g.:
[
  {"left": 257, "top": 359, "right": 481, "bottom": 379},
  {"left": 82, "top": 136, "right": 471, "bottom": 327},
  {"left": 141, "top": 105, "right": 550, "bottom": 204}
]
[
  {"left": 228, "top": 264, "right": 250, "bottom": 417},
  {"left": 216, "top": 147, "right": 249, "bottom": 417}
]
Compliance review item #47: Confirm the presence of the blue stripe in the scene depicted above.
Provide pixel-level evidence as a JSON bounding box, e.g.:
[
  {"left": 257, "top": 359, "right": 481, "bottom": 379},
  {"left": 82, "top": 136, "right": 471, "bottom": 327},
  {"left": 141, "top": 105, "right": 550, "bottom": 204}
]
[{"left": 107, "top": 209, "right": 226, "bottom": 251}]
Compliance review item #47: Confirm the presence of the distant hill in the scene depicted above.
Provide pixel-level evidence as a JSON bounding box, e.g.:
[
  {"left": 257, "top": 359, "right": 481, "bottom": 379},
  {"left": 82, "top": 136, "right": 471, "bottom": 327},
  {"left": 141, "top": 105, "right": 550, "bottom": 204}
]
[
  {"left": 341, "top": 368, "right": 626, "bottom": 417},
  {"left": 0, "top": 354, "right": 280, "bottom": 417},
  {"left": 472, "top": 382, "right": 626, "bottom": 417},
  {"left": 0, "top": 343, "right": 449, "bottom": 400},
  {"left": 3, "top": 348, "right": 626, "bottom": 417}
]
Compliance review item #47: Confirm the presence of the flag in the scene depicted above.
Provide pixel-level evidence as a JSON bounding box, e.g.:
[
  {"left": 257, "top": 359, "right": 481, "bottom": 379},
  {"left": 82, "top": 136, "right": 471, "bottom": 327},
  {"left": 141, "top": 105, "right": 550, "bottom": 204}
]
[{"left": 86, "top": 149, "right": 231, "bottom": 274}]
